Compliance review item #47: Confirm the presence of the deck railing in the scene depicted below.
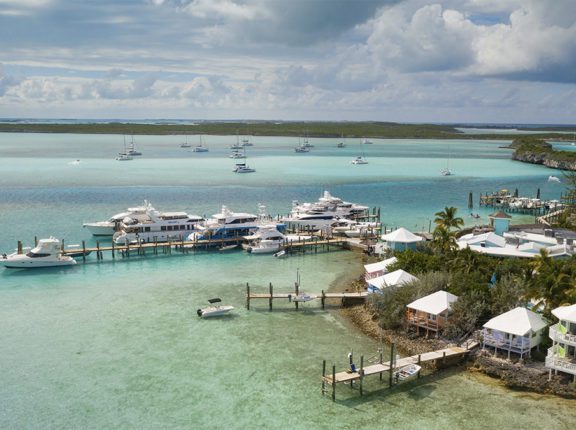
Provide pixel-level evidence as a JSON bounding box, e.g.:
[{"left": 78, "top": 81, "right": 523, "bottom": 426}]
[
  {"left": 546, "top": 347, "right": 576, "bottom": 375},
  {"left": 482, "top": 331, "right": 531, "bottom": 353},
  {"left": 549, "top": 324, "right": 576, "bottom": 346}
]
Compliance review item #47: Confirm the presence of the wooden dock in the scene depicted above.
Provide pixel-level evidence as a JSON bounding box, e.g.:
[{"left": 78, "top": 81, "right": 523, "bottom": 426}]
[
  {"left": 245, "top": 283, "right": 368, "bottom": 310},
  {"left": 322, "top": 341, "right": 479, "bottom": 401},
  {"left": 18, "top": 235, "right": 354, "bottom": 263}
]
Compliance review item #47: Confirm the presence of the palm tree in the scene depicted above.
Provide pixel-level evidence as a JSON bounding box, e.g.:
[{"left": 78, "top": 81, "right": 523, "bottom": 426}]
[
  {"left": 431, "top": 225, "right": 458, "bottom": 255},
  {"left": 434, "top": 206, "right": 464, "bottom": 231}
]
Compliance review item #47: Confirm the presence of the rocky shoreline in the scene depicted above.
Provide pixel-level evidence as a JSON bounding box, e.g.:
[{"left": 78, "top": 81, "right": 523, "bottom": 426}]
[
  {"left": 512, "top": 151, "right": 576, "bottom": 171},
  {"left": 340, "top": 303, "right": 576, "bottom": 399}
]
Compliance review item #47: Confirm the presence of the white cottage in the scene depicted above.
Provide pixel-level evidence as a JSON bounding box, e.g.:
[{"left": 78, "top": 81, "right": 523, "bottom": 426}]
[
  {"left": 482, "top": 307, "right": 548, "bottom": 359},
  {"left": 367, "top": 269, "right": 418, "bottom": 292},
  {"left": 406, "top": 290, "right": 458, "bottom": 337},
  {"left": 380, "top": 227, "right": 423, "bottom": 252},
  {"left": 546, "top": 304, "right": 576, "bottom": 382},
  {"left": 364, "top": 257, "right": 397, "bottom": 281}
]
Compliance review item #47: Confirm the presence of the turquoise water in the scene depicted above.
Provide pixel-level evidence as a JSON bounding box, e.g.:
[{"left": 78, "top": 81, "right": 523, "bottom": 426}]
[{"left": 0, "top": 133, "right": 574, "bottom": 429}]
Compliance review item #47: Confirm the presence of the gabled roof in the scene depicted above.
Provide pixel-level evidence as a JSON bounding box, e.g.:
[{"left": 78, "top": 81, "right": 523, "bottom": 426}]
[
  {"left": 552, "top": 304, "right": 576, "bottom": 323},
  {"left": 364, "top": 257, "right": 397, "bottom": 274},
  {"left": 489, "top": 211, "right": 512, "bottom": 219},
  {"left": 368, "top": 269, "right": 418, "bottom": 290},
  {"left": 483, "top": 307, "right": 548, "bottom": 336},
  {"left": 460, "top": 232, "right": 506, "bottom": 248},
  {"left": 381, "top": 227, "right": 423, "bottom": 243},
  {"left": 407, "top": 290, "right": 458, "bottom": 315}
]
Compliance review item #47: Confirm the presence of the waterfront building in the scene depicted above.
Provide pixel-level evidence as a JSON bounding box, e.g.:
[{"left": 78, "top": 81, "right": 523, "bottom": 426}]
[
  {"left": 367, "top": 269, "right": 418, "bottom": 293},
  {"left": 364, "top": 256, "right": 397, "bottom": 281},
  {"left": 380, "top": 227, "right": 423, "bottom": 251},
  {"left": 489, "top": 211, "right": 512, "bottom": 235},
  {"left": 547, "top": 304, "right": 576, "bottom": 382},
  {"left": 482, "top": 307, "right": 548, "bottom": 359},
  {"left": 406, "top": 290, "right": 458, "bottom": 337}
]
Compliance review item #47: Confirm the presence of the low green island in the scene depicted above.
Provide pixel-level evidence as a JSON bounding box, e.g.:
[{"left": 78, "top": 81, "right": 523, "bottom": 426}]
[{"left": 0, "top": 121, "right": 573, "bottom": 141}]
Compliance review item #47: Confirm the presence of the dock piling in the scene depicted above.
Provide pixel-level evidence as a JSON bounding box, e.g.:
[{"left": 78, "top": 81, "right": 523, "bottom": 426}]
[{"left": 389, "top": 343, "right": 395, "bottom": 387}]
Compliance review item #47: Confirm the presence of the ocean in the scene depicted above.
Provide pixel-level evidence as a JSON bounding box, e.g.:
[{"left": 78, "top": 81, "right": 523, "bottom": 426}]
[{"left": 0, "top": 132, "right": 573, "bottom": 429}]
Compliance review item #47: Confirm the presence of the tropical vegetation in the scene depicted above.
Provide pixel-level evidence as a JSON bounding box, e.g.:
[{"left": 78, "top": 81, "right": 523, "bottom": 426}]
[{"left": 368, "top": 206, "right": 576, "bottom": 344}]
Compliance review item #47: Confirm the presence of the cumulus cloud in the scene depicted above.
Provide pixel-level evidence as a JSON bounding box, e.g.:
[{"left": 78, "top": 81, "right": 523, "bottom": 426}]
[{"left": 0, "top": 63, "right": 21, "bottom": 96}]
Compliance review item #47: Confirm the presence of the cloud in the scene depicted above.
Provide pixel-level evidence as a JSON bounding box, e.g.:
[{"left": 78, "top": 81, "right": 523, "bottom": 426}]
[
  {"left": 362, "top": 0, "right": 576, "bottom": 82},
  {"left": 0, "top": 63, "right": 21, "bottom": 96}
]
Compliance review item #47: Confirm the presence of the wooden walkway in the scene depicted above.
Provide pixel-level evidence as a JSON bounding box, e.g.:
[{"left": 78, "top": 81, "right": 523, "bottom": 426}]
[
  {"left": 245, "top": 283, "right": 368, "bottom": 310},
  {"left": 322, "top": 341, "right": 479, "bottom": 400},
  {"left": 44, "top": 236, "right": 352, "bottom": 262}
]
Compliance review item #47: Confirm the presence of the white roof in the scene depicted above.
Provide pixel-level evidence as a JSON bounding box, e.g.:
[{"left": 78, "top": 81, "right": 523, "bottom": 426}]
[
  {"left": 517, "top": 242, "right": 546, "bottom": 253},
  {"left": 458, "top": 232, "right": 506, "bottom": 248},
  {"left": 407, "top": 290, "right": 458, "bottom": 315},
  {"left": 364, "top": 257, "right": 397, "bottom": 274},
  {"left": 552, "top": 304, "right": 576, "bottom": 322},
  {"left": 381, "top": 227, "right": 423, "bottom": 243},
  {"left": 483, "top": 307, "right": 548, "bottom": 336},
  {"left": 368, "top": 269, "right": 418, "bottom": 290}
]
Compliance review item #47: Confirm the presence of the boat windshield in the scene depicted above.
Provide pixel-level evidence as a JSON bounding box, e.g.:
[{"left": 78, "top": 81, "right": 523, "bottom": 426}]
[{"left": 26, "top": 252, "right": 51, "bottom": 258}]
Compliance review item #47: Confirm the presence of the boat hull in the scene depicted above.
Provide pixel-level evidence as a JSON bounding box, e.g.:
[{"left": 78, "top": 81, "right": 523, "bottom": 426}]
[
  {"left": 83, "top": 222, "right": 115, "bottom": 236},
  {"left": 1, "top": 257, "right": 77, "bottom": 269}
]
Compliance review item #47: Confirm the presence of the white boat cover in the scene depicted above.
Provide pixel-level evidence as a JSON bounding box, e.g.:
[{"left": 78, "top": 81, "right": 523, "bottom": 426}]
[{"left": 483, "top": 307, "right": 548, "bottom": 336}]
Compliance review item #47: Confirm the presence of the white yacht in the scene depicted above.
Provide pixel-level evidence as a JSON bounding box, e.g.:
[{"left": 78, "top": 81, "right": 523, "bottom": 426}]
[
  {"left": 188, "top": 206, "right": 259, "bottom": 242},
  {"left": 116, "top": 153, "right": 133, "bottom": 161},
  {"left": 243, "top": 225, "right": 286, "bottom": 254},
  {"left": 188, "top": 205, "right": 280, "bottom": 243},
  {"left": 233, "top": 162, "right": 255, "bottom": 173},
  {"left": 281, "top": 191, "right": 369, "bottom": 229},
  {"left": 1, "top": 237, "right": 77, "bottom": 269},
  {"left": 351, "top": 156, "right": 368, "bottom": 165},
  {"left": 113, "top": 206, "right": 204, "bottom": 244},
  {"left": 83, "top": 202, "right": 151, "bottom": 236},
  {"left": 229, "top": 151, "right": 246, "bottom": 159}
]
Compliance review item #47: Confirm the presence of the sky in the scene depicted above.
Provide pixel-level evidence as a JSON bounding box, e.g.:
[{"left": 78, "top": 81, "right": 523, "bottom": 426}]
[{"left": 0, "top": 0, "right": 575, "bottom": 124}]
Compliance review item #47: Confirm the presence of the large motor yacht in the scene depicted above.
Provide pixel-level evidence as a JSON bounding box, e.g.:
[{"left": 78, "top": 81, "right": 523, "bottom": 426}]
[
  {"left": 243, "top": 225, "right": 286, "bottom": 254},
  {"left": 1, "top": 237, "right": 77, "bottom": 269},
  {"left": 113, "top": 206, "right": 204, "bottom": 245},
  {"left": 281, "top": 191, "right": 369, "bottom": 229},
  {"left": 188, "top": 205, "right": 282, "bottom": 243},
  {"left": 83, "top": 202, "right": 151, "bottom": 236}
]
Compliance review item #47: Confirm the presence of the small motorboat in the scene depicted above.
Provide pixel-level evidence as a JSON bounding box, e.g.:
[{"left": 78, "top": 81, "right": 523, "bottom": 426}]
[
  {"left": 295, "top": 145, "right": 310, "bottom": 153},
  {"left": 116, "top": 153, "right": 133, "bottom": 161},
  {"left": 218, "top": 244, "right": 239, "bottom": 252},
  {"left": 394, "top": 364, "right": 421, "bottom": 383},
  {"left": 273, "top": 250, "right": 287, "bottom": 258},
  {"left": 289, "top": 293, "right": 316, "bottom": 303},
  {"left": 233, "top": 163, "right": 256, "bottom": 173},
  {"left": 197, "top": 298, "right": 235, "bottom": 318},
  {"left": 351, "top": 156, "right": 368, "bottom": 165},
  {"left": 548, "top": 175, "right": 561, "bottom": 183},
  {"left": 440, "top": 168, "right": 452, "bottom": 176}
]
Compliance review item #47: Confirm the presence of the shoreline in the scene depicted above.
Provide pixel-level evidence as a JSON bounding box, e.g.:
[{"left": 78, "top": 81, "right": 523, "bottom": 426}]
[{"left": 338, "top": 296, "right": 576, "bottom": 399}]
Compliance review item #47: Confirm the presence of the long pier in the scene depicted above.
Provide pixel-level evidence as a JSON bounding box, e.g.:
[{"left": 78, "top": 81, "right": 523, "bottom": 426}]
[
  {"left": 19, "top": 235, "right": 354, "bottom": 262},
  {"left": 322, "top": 341, "right": 479, "bottom": 401},
  {"left": 245, "top": 283, "right": 368, "bottom": 310}
]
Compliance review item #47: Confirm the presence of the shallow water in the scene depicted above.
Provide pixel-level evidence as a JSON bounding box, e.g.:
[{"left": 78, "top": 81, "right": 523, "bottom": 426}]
[{"left": 0, "top": 133, "right": 574, "bottom": 429}]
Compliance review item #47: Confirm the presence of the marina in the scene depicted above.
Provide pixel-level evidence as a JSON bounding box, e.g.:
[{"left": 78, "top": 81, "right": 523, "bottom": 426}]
[{"left": 0, "top": 133, "right": 574, "bottom": 429}]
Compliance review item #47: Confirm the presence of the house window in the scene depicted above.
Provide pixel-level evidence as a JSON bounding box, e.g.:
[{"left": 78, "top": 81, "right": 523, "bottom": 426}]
[{"left": 428, "top": 314, "right": 436, "bottom": 321}]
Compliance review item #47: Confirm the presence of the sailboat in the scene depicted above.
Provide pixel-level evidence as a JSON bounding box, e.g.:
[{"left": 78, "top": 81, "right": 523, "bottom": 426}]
[
  {"left": 351, "top": 140, "right": 368, "bottom": 164},
  {"left": 180, "top": 135, "right": 191, "bottom": 148},
  {"left": 126, "top": 136, "right": 142, "bottom": 156},
  {"left": 440, "top": 146, "right": 453, "bottom": 176},
  {"left": 116, "top": 136, "right": 133, "bottom": 161},
  {"left": 192, "top": 135, "right": 209, "bottom": 152},
  {"left": 337, "top": 133, "right": 346, "bottom": 148}
]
